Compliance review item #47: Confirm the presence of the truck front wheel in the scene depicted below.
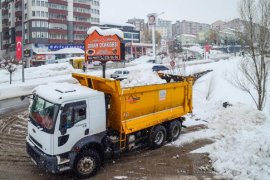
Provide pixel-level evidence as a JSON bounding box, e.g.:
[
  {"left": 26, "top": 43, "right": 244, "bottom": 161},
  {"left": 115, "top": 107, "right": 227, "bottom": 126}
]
[
  {"left": 149, "top": 125, "right": 167, "bottom": 148},
  {"left": 74, "top": 149, "right": 101, "bottom": 178},
  {"left": 167, "top": 120, "right": 182, "bottom": 142}
]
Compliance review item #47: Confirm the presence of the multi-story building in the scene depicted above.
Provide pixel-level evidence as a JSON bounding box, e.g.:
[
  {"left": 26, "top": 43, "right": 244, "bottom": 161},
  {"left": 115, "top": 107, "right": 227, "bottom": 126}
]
[
  {"left": 90, "top": 0, "right": 99, "bottom": 25},
  {"left": 172, "top": 20, "right": 210, "bottom": 37},
  {"left": 1, "top": 0, "right": 100, "bottom": 54},
  {"left": 211, "top": 20, "right": 226, "bottom": 31},
  {"left": 100, "top": 22, "right": 140, "bottom": 44},
  {"left": 127, "top": 18, "right": 145, "bottom": 32},
  {"left": 0, "top": 1, "right": 2, "bottom": 51},
  {"left": 155, "top": 18, "right": 172, "bottom": 40}
]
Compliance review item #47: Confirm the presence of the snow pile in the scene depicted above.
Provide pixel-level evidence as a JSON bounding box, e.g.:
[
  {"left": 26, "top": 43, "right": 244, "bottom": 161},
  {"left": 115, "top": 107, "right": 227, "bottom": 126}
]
[
  {"left": 87, "top": 26, "right": 124, "bottom": 39},
  {"left": 0, "top": 63, "right": 77, "bottom": 100},
  {"left": 171, "top": 56, "right": 270, "bottom": 179},
  {"left": 192, "top": 103, "right": 270, "bottom": 180},
  {"left": 120, "top": 70, "right": 166, "bottom": 88},
  {"left": 187, "top": 45, "right": 204, "bottom": 54},
  {"left": 130, "top": 55, "right": 154, "bottom": 65}
]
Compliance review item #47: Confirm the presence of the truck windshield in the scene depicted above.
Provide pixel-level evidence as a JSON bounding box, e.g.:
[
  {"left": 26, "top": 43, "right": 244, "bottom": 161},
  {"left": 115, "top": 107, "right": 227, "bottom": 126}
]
[{"left": 29, "top": 96, "right": 60, "bottom": 132}]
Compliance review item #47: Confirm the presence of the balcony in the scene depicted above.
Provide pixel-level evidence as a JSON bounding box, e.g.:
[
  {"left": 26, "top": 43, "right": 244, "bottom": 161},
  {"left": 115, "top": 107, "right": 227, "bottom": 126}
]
[
  {"left": 15, "top": 0, "right": 22, "bottom": 7},
  {"left": 73, "top": 30, "right": 87, "bottom": 35},
  {"left": 73, "top": 12, "right": 90, "bottom": 18},
  {"left": 48, "top": 0, "right": 67, "bottom": 6},
  {"left": 73, "top": 3, "right": 90, "bottom": 9},
  {"left": 48, "top": 19, "right": 68, "bottom": 24},
  {"left": 2, "top": 27, "right": 9, "bottom": 32},
  {"left": 15, "top": 20, "right": 22, "bottom": 26},
  {"left": 2, "top": 1, "right": 8, "bottom": 7},
  {"left": 73, "top": 21, "right": 91, "bottom": 26},
  {"left": 2, "top": 9, "right": 8, "bottom": 16},
  {"left": 15, "top": 10, "right": 22, "bottom": 17},
  {"left": 48, "top": 8, "right": 68, "bottom": 15},
  {"left": 2, "top": 19, "right": 8, "bottom": 24},
  {"left": 48, "top": 29, "right": 68, "bottom": 34}
]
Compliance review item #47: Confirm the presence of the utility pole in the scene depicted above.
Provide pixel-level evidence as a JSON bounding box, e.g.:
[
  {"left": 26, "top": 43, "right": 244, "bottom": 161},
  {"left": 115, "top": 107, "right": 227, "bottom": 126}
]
[
  {"left": 147, "top": 12, "right": 164, "bottom": 63},
  {"left": 152, "top": 23, "right": 156, "bottom": 62},
  {"left": 22, "top": 0, "right": 25, "bottom": 82}
]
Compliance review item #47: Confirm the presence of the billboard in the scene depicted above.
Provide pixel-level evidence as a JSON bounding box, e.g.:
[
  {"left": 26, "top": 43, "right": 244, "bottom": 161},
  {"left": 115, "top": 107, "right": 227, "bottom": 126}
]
[
  {"left": 16, "top": 36, "right": 22, "bottom": 60},
  {"left": 84, "top": 30, "right": 124, "bottom": 62},
  {"left": 148, "top": 13, "right": 156, "bottom": 26}
]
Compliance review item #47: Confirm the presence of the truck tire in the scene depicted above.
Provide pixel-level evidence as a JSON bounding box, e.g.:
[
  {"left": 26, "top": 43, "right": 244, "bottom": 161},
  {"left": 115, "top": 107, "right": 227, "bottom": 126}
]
[
  {"left": 149, "top": 125, "right": 167, "bottom": 148},
  {"left": 167, "top": 120, "right": 182, "bottom": 142},
  {"left": 74, "top": 149, "right": 101, "bottom": 178}
]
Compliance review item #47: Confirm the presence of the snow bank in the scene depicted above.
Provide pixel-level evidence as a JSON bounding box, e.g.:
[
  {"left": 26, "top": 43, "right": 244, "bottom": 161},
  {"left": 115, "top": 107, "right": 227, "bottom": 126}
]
[
  {"left": 130, "top": 55, "right": 154, "bottom": 65},
  {"left": 186, "top": 45, "right": 204, "bottom": 54},
  {"left": 192, "top": 103, "right": 269, "bottom": 180},
  {"left": 120, "top": 70, "right": 166, "bottom": 88},
  {"left": 0, "top": 63, "right": 74, "bottom": 84},
  {"left": 0, "top": 63, "right": 77, "bottom": 100},
  {"left": 87, "top": 26, "right": 124, "bottom": 39},
  {"left": 172, "top": 56, "right": 270, "bottom": 179}
]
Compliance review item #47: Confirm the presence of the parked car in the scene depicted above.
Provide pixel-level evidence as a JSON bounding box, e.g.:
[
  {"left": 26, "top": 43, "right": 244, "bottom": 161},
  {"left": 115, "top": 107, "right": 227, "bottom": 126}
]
[
  {"left": 152, "top": 65, "right": 169, "bottom": 72},
  {"left": 110, "top": 70, "right": 130, "bottom": 79},
  {"left": 146, "top": 59, "right": 156, "bottom": 63}
]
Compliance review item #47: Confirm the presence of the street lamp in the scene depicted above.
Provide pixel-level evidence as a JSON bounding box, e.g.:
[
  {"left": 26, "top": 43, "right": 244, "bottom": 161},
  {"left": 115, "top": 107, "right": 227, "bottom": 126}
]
[
  {"left": 147, "top": 12, "right": 164, "bottom": 62},
  {"left": 22, "top": 0, "right": 25, "bottom": 82}
]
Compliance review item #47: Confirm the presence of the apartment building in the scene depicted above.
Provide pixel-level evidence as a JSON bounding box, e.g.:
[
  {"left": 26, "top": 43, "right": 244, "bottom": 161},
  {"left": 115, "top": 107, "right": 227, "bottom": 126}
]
[
  {"left": 100, "top": 22, "right": 140, "bottom": 44},
  {"left": 172, "top": 20, "right": 210, "bottom": 37},
  {"left": 1, "top": 0, "right": 100, "bottom": 54},
  {"left": 155, "top": 18, "right": 172, "bottom": 40}
]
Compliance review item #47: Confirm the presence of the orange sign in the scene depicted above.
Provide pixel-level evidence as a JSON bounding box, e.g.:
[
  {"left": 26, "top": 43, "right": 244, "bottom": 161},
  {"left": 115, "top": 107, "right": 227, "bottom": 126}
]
[{"left": 84, "top": 30, "right": 124, "bottom": 62}]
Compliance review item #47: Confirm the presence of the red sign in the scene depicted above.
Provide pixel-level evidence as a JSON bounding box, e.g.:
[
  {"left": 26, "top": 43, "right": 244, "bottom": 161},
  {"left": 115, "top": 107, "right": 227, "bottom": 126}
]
[
  {"left": 16, "top": 36, "right": 22, "bottom": 60},
  {"left": 204, "top": 43, "right": 211, "bottom": 53},
  {"left": 84, "top": 30, "right": 124, "bottom": 62}
]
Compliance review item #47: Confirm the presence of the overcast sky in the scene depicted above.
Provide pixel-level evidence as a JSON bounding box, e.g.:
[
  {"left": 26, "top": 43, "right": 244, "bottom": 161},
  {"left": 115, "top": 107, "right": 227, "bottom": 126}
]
[{"left": 100, "top": 0, "right": 241, "bottom": 24}]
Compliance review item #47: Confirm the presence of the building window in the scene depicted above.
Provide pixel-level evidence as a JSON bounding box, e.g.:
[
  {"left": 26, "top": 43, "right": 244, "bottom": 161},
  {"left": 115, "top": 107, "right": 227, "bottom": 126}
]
[
  {"left": 36, "top": 11, "right": 40, "bottom": 17},
  {"left": 32, "top": 32, "right": 36, "bottom": 38},
  {"left": 32, "top": 11, "right": 35, "bottom": 17}
]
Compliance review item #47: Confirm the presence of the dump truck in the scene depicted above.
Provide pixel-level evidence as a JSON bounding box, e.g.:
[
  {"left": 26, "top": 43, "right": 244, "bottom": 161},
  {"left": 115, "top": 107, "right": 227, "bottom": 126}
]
[{"left": 25, "top": 73, "right": 193, "bottom": 178}]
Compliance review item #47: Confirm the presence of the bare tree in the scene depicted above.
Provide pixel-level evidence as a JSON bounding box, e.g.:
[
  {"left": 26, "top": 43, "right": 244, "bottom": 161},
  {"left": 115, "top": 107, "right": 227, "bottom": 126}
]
[
  {"left": 235, "top": 0, "right": 270, "bottom": 110},
  {"left": 0, "top": 58, "right": 18, "bottom": 84}
]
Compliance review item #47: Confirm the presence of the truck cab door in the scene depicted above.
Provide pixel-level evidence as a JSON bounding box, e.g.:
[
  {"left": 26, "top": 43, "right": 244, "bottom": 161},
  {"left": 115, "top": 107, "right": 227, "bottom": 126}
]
[{"left": 53, "top": 100, "right": 89, "bottom": 155}]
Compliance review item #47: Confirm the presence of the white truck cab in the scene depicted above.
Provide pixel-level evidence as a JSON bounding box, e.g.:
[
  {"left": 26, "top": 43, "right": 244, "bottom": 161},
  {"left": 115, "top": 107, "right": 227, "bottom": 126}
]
[{"left": 26, "top": 83, "right": 107, "bottom": 176}]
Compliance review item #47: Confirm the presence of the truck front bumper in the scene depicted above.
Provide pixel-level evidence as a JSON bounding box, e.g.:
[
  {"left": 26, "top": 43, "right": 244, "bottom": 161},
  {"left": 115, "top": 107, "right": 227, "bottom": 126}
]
[{"left": 26, "top": 141, "right": 58, "bottom": 174}]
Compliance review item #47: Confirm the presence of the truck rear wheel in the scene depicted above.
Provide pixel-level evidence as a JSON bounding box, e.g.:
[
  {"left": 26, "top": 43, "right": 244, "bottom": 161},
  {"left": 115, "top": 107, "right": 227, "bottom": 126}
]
[
  {"left": 74, "top": 149, "right": 101, "bottom": 178},
  {"left": 149, "top": 125, "right": 167, "bottom": 148},
  {"left": 167, "top": 120, "right": 182, "bottom": 142}
]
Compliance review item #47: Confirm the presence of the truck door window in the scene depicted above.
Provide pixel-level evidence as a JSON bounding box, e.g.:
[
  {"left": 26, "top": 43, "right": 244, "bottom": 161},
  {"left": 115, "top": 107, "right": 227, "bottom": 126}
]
[{"left": 61, "top": 100, "right": 87, "bottom": 129}]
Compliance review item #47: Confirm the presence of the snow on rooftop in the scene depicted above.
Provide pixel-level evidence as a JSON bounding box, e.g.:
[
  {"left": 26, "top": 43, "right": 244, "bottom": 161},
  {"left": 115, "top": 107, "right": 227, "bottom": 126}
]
[
  {"left": 87, "top": 26, "right": 124, "bottom": 39},
  {"left": 34, "top": 82, "right": 101, "bottom": 104},
  {"left": 100, "top": 21, "right": 135, "bottom": 28}
]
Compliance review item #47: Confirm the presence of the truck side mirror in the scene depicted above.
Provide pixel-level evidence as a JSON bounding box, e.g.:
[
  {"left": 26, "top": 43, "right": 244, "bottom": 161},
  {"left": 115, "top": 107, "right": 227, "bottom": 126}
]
[{"left": 60, "top": 113, "right": 67, "bottom": 135}]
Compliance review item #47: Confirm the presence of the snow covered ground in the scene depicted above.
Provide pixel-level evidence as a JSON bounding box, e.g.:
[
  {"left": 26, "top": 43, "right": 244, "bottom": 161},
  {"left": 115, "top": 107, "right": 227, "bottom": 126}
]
[
  {"left": 175, "top": 56, "right": 270, "bottom": 179},
  {"left": 0, "top": 54, "right": 270, "bottom": 179}
]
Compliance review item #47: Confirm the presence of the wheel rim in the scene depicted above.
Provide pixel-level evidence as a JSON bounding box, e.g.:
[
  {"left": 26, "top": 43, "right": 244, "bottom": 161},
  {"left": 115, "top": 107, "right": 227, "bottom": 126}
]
[
  {"left": 154, "top": 131, "right": 164, "bottom": 145},
  {"left": 77, "top": 157, "right": 95, "bottom": 175},
  {"left": 172, "top": 125, "right": 180, "bottom": 138}
]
